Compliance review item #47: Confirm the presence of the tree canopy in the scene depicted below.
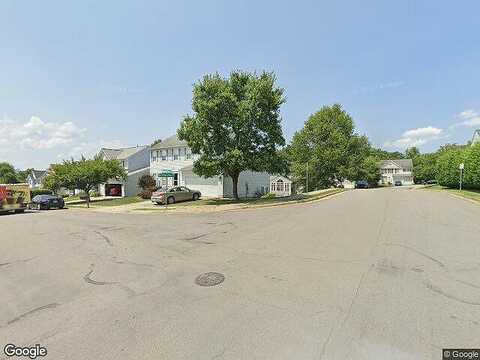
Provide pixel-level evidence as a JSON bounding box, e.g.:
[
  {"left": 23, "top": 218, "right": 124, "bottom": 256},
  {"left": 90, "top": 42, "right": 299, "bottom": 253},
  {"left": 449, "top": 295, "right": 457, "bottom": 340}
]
[
  {"left": 0, "top": 162, "right": 18, "bottom": 184},
  {"left": 288, "top": 104, "right": 376, "bottom": 189},
  {"left": 178, "top": 70, "right": 286, "bottom": 199},
  {"left": 43, "top": 156, "right": 127, "bottom": 207}
]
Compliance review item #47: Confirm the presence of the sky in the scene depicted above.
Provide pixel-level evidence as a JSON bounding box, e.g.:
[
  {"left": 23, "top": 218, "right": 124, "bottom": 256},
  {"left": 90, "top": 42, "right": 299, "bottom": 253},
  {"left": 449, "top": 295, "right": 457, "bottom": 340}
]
[{"left": 1, "top": 0, "right": 480, "bottom": 169}]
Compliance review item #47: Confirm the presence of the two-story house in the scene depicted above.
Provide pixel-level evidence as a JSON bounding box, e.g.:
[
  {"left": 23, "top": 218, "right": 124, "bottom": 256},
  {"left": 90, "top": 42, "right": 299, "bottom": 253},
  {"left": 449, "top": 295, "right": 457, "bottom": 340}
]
[
  {"left": 26, "top": 169, "right": 48, "bottom": 189},
  {"left": 98, "top": 145, "right": 150, "bottom": 197},
  {"left": 150, "top": 135, "right": 275, "bottom": 198},
  {"left": 379, "top": 159, "right": 414, "bottom": 185}
]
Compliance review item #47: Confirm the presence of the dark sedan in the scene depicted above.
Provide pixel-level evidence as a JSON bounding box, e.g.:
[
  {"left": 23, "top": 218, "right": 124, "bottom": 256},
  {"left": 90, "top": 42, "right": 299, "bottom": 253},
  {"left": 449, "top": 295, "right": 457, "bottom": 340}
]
[
  {"left": 355, "top": 180, "right": 370, "bottom": 189},
  {"left": 29, "top": 195, "right": 65, "bottom": 210}
]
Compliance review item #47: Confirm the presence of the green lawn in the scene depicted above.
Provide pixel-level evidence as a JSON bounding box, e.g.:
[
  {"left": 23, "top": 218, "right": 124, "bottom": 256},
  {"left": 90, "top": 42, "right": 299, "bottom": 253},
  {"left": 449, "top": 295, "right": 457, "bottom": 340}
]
[
  {"left": 425, "top": 185, "right": 480, "bottom": 203},
  {"left": 135, "top": 188, "right": 345, "bottom": 211},
  {"left": 69, "top": 196, "right": 145, "bottom": 208}
]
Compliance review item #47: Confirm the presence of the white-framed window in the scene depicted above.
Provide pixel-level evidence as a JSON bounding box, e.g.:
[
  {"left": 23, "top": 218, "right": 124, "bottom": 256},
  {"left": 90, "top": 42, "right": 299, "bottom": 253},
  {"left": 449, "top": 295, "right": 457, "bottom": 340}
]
[
  {"left": 276, "top": 179, "right": 284, "bottom": 192},
  {"left": 173, "top": 148, "right": 179, "bottom": 160}
]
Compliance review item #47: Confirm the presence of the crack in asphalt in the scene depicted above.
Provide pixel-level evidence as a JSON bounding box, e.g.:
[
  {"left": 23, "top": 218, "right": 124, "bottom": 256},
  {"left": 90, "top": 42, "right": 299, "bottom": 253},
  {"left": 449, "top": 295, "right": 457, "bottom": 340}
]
[
  {"left": 0, "top": 257, "right": 37, "bottom": 268},
  {"left": 94, "top": 230, "right": 114, "bottom": 246},
  {"left": 424, "top": 280, "right": 480, "bottom": 306},
  {"left": 383, "top": 243, "right": 446, "bottom": 268},
  {"left": 7, "top": 303, "right": 60, "bottom": 325},
  {"left": 83, "top": 269, "right": 117, "bottom": 286}
]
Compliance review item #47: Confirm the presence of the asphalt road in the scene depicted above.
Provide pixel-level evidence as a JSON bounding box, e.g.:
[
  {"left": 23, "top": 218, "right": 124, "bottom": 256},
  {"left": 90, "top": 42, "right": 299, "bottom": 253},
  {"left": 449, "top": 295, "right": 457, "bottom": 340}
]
[{"left": 1, "top": 188, "right": 480, "bottom": 359}]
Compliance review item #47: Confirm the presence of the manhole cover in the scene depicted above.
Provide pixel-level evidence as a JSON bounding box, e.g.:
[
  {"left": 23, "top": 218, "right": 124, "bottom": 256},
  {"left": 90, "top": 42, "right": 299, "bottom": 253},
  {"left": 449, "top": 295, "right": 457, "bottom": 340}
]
[{"left": 195, "top": 272, "right": 225, "bottom": 287}]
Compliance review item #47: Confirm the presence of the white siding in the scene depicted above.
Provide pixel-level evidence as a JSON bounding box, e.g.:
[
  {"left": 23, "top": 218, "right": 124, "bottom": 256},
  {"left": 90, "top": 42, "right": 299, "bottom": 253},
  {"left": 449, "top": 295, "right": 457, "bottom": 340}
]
[{"left": 223, "top": 171, "right": 270, "bottom": 198}]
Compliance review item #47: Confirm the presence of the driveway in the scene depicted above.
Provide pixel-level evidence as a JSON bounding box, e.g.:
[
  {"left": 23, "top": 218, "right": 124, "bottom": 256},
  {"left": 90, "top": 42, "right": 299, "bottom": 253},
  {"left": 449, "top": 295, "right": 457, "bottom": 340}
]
[{"left": 1, "top": 188, "right": 479, "bottom": 359}]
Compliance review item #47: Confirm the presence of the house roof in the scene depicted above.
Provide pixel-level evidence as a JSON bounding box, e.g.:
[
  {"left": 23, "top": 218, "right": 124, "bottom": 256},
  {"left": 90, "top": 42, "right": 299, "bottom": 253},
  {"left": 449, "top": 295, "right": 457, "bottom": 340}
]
[
  {"left": 31, "top": 169, "right": 47, "bottom": 180},
  {"left": 473, "top": 129, "right": 480, "bottom": 144},
  {"left": 100, "top": 146, "right": 148, "bottom": 160},
  {"left": 151, "top": 134, "right": 188, "bottom": 150},
  {"left": 379, "top": 159, "right": 413, "bottom": 169},
  {"left": 270, "top": 175, "right": 292, "bottom": 182}
]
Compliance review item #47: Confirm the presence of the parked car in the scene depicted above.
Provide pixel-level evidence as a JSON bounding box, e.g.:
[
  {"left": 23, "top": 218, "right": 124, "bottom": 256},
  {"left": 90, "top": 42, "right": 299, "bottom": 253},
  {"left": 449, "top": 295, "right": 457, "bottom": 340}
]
[
  {"left": 355, "top": 180, "right": 369, "bottom": 189},
  {"left": 29, "top": 194, "right": 65, "bottom": 210},
  {"left": 151, "top": 186, "right": 201, "bottom": 205},
  {"left": 423, "top": 180, "right": 437, "bottom": 185},
  {"left": 394, "top": 180, "right": 402, "bottom": 186}
]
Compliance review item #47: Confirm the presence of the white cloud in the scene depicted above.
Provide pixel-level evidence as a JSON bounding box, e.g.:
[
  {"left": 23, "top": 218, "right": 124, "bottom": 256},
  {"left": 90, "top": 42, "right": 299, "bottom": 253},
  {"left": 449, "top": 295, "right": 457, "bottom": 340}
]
[
  {"left": 453, "top": 109, "right": 480, "bottom": 127},
  {"left": 384, "top": 126, "right": 444, "bottom": 149},
  {"left": 0, "top": 116, "right": 86, "bottom": 151}
]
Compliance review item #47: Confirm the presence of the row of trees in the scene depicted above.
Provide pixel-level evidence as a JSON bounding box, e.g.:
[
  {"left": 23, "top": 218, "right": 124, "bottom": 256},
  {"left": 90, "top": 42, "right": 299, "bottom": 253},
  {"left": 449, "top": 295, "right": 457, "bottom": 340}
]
[
  {"left": 410, "top": 144, "right": 480, "bottom": 189},
  {"left": 178, "top": 71, "right": 398, "bottom": 197}
]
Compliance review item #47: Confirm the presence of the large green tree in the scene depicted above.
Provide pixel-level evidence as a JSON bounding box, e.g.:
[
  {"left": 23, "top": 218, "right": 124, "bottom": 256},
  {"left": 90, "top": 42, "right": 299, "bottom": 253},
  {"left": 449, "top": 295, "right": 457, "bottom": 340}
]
[
  {"left": 289, "top": 104, "right": 371, "bottom": 189},
  {"left": 178, "top": 70, "right": 286, "bottom": 199},
  {"left": 0, "top": 162, "right": 18, "bottom": 183},
  {"left": 412, "top": 153, "right": 438, "bottom": 184},
  {"left": 463, "top": 143, "right": 480, "bottom": 189},
  {"left": 436, "top": 147, "right": 465, "bottom": 188},
  {"left": 43, "top": 156, "right": 127, "bottom": 207}
]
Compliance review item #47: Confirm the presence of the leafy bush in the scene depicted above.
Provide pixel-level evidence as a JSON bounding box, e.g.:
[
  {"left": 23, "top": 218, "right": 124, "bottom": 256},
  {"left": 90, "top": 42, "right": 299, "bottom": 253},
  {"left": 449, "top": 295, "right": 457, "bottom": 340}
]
[
  {"left": 463, "top": 144, "right": 480, "bottom": 189},
  {"left": 436, "top": 147, "right": 465, "bottom": 188},
  {"left": 261, "top": 192, "right": 276, "bottom": 199},
  {"left": 138, "top": 189, "right": 153, "bottom": 199},
  {"left": 138, "top": 175, "right": 156, "bottom": 191},
  {"left": 31, "top": 189, "right": 53, "bottom": 197}
]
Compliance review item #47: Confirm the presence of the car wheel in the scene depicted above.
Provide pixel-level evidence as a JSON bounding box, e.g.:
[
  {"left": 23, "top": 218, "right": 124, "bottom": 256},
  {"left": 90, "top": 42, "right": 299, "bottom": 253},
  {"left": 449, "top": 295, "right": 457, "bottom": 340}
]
[
  {"left": 167, "top": 196, "right": 175, "bottom": 204},
  {"left": 156, "top": 201, "right": 162, "bottom": 205},
  {"left": 193, "top": 193, "right": 199, "bottom": 201}
]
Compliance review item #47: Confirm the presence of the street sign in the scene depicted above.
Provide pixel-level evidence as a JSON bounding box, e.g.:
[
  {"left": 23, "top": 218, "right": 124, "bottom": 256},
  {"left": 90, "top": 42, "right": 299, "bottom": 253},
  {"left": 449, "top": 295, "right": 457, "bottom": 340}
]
[
  {"left": 158, "top": 170, "right": 175, "bottom": 178},
  {"left": 459, "top": 163, "right": 465, "bottom": 170}
]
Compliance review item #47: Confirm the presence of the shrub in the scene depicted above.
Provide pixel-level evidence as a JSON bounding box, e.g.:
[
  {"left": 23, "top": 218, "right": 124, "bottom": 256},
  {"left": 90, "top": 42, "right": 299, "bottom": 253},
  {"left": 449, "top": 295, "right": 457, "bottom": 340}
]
[
  {"left": 261, "top": 192, "right": 276, "bottom": 199},
  {"left": 436, "top": 147, "right": 465, "bottom": 188},
  {"left": 31, "top": 189, "right": 53, "bottom": 197},
  {"left": 138, "top": 189, "right": 153, "bottom": 199},
  {"left": 463, "top": 144, "right": 480, "bottom": 189},
  {"left": 138, "top": 175, "right": 156, "bottom": 191}
]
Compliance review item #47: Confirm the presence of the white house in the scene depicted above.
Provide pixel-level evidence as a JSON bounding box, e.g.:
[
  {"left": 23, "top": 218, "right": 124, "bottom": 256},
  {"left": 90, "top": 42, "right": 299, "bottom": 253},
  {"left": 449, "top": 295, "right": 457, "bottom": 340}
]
[
  {"left": 26, "top": 169, "right": 48, "bottom": 189},
  {"left": 150, "top": 135, "right": 279, "bottom": 198},
  {"left": 269, "top": 175, "right": 292, "bottom": 197},
  {"left": 379, "top": 159, "right": 414, "bottom": 185},
  {"left": 472, "top": 129, "right": 480, "bottom": 145},
  {"left": 98, "top": 145, "right": 150, "bottom": 197}
]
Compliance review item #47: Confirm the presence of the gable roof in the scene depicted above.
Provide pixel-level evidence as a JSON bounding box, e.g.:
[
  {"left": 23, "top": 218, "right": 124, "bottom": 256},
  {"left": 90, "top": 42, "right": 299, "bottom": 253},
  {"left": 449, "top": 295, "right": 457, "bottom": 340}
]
[
  {"left": 100, "top": 146, "right": 148, "bottom": 160},
  {"left": 473, "top": 129, "right": 480, "bottom": 144},
  {"left": 379, "top": 159, "right": 413, "bottom": 169},
  {"left": 30, "top": 169, "right": 47, "bottom": 180},
  {"left": 151, "top": 134, "right": 188, "bottom": 150}
]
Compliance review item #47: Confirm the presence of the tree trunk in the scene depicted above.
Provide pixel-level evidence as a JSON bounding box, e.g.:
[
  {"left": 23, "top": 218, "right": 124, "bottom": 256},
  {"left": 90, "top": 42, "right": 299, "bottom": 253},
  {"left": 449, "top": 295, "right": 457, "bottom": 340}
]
[{"left": 232, "top": 173, "right": 239, "bottom": 200}]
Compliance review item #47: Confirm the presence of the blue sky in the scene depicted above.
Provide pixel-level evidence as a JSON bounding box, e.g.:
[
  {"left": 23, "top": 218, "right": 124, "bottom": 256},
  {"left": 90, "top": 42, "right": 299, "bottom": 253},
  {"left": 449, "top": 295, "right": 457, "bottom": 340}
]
[{"left": 1, "top": 0, "right": 479, "bottom": 169}]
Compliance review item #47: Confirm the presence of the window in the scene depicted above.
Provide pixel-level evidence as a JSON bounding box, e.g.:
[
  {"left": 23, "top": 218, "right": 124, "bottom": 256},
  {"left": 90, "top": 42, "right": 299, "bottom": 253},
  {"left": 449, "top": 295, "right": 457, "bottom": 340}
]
[
  {"left": 173, "top": 148, "right": 179, "bottom": 160},
  {"left": 276, "top": 179, "right": 284, "bottom": 192},
  {"left": 271, "top": 182, "right": 276, "bottom": 191},
  {"left": 161, "top": 150, "right": 167, "bottom": 161},
  {"left": 174, "top": 173, "right": 178, "bottom": 186}
]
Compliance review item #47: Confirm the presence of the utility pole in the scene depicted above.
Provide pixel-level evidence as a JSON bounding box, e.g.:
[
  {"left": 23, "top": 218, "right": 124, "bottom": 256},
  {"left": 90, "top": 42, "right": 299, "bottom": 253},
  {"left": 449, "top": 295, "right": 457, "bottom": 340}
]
[
  {"left": 459, "top": 163, "right": 464, "bottom": 191},
  {"left": 306, "top": 162, "right": 309, "bottom": 193}
]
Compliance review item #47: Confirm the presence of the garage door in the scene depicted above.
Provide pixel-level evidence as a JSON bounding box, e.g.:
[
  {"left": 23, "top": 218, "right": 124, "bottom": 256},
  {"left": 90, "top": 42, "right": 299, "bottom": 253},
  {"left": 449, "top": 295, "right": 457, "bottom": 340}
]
[{"left": 182, "top": 171, "right": 221, "bottom": 197}]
